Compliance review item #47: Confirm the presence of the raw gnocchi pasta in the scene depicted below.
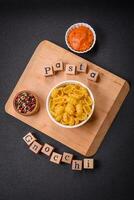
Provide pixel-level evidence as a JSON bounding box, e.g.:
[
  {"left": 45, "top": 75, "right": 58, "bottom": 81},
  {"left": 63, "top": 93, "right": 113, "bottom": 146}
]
[{"left": 49, "top": 84, "right": 93, "bottom": 126}]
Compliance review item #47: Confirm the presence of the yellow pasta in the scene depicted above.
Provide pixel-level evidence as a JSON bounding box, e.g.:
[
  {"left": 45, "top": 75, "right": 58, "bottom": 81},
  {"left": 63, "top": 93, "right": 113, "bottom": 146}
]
[{"left": 49, "top": 84, "right": 93, "bottom": 126}]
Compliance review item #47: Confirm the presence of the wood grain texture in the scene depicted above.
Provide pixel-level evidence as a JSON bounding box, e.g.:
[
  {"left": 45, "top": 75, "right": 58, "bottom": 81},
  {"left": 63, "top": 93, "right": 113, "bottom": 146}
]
[{"left": 5, "top": 40, "right": 130, "bottom": 156}]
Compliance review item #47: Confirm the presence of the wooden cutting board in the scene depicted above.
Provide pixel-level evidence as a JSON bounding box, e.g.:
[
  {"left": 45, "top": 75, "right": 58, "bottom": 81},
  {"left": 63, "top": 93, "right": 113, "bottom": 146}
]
[{"left": 5, "top": 40, "right": 129, "bottom": 156}]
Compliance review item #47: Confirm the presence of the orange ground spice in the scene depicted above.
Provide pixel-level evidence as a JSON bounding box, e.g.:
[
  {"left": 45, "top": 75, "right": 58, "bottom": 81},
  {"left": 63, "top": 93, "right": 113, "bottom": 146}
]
[{"left": 67, "top": 26, "right": 94, "bottom": 52}]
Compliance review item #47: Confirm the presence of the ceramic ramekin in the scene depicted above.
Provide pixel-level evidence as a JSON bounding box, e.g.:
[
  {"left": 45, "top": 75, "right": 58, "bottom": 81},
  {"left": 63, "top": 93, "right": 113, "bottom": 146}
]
[{"left": 65, "top": 22, "right": 96, "bottom": 54}]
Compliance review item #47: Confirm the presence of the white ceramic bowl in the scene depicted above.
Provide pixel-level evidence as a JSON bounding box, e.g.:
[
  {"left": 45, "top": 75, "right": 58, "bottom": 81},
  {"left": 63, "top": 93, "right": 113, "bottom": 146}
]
[
  {"left": 65, "top": 22, "right": 96, "bottom": 54},
  {"left": 46, "top": 80, "right": 95, "bottom": 129}
]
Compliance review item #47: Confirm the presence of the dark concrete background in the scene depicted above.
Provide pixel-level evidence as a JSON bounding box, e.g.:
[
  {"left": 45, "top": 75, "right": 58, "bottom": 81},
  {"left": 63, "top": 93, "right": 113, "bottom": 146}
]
[{"left": 0, "top": 1, "right": 134, "bottom": 200}]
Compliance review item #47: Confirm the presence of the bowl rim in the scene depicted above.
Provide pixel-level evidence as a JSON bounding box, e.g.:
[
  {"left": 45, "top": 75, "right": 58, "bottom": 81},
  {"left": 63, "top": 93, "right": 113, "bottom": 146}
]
[
  {"left": 46, "top": 80, "right": 95, "bottom": 129},
  {"left": 65, "top": 22, "right": 96, "bottom": 54}
]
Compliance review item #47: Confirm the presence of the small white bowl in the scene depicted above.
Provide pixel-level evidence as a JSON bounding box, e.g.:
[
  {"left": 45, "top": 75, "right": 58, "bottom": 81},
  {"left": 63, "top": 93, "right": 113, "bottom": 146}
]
[
  {"left": 46, "top": 80, "right": 95, "bottom": 129},
  {"left": 65, "top": 22, "right": 96, "bottom": 54}
]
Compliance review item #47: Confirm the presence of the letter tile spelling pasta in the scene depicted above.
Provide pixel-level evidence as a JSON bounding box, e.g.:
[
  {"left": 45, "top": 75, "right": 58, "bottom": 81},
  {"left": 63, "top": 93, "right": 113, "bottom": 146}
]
[{"left": 49, "top": 84, "right": 93, "bottom": 126}]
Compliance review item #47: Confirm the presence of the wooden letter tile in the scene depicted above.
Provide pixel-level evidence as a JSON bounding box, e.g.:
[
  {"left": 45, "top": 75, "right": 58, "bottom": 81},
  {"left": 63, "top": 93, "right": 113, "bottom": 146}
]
[
  {"left": 29, "top": 141, "right": 42, "bottom": 154},
  {"left": 44, "top": 66, "right": 54, "bottom": 76},
  {"left": 41, "top": 143, "right": 54, "bottom": 156},
  {"left": 72, "top": 160, "right": 82, "bottom": 171},
  {"left": 23, "top": 132, "right": 37, "bottom": 146},
  {"left": 77, "top": 63, "right": 88, "bottom": 73},
  {"left": 53, "top": 61, "right": 63, "bottom": 72},
  {"left": 87, "top": 69, "right": 99, "bottom": 82},
  {"left": 65, "top": 64, "right": 76, "bottom": 75},
  {"left": 83, "top": 158, "right": 94, "bottom": 169},
  {"left": 50, "top": 152, "right": 62, "bottom": 164},
  {"left": 61, "top": 152, "right": 73, "bottom": 164}
]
